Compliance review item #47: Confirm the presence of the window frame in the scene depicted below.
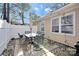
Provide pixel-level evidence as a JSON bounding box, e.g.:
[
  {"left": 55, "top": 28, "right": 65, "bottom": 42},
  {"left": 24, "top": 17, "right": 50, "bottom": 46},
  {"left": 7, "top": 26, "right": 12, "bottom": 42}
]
[
  {"left": 40, "top": 20, "right": 45, "bottom": 32},
  {"left": 51, "top": 11, "right": 75, "bottom": 36},
  {"left": 51, "top": 16, "right": 60, "bottom": 33}
]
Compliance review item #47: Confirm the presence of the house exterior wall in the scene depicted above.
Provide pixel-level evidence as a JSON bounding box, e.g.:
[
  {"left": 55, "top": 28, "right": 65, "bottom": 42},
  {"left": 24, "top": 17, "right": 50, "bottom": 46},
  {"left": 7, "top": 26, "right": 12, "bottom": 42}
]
[
  {"left": 44, "top": 4, "right": 79, "bottom": 47},
  {"left": 35, "top": 21, "right": 40, "bottom": 32},
  {"left": 32, "top": 26, "right": 37, "bottom": 33},
  {"left": 32, "top": 20, "right": 44, "bottom": 33}
]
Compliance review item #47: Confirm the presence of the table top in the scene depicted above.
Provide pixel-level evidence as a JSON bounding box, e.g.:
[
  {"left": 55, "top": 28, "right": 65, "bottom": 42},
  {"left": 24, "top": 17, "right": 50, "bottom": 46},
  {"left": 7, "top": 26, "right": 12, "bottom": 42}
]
[{"left": 25, "top": 33, "right": 38, "bottom": 37}]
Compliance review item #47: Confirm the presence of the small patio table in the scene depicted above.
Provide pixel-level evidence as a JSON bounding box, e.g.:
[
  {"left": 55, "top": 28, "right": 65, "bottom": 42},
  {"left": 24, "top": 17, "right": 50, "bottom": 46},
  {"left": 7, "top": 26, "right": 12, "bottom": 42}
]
[
  {"left": 24, "top": 33, "right": 38, "bottom": 44},
  {"left": 25, "top": 33, "right": 38, "bottom": 37},
  {"left": 24, "top": 33, "right": 38, "bottom": 55}
]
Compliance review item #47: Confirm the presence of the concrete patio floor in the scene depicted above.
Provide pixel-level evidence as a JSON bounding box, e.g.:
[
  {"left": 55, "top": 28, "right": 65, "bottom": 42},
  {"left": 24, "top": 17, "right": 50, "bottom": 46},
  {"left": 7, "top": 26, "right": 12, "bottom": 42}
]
[
  {"left": 1, "top": 37, "right": 76, "bottom": 56},
  {"left": 1, "top": 38, "right": 55, "bottom": 56}
]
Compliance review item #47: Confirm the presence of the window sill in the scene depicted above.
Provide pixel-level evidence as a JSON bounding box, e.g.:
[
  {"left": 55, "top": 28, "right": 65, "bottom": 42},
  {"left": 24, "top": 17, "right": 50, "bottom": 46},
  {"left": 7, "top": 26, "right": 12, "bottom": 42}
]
[{"left": 51, "top": 32, "right": 75, "bottom": 36}]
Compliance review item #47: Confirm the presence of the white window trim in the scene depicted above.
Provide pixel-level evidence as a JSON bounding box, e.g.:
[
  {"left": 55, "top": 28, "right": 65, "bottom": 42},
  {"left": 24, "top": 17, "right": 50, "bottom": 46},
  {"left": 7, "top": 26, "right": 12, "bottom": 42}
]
[
  {"left": 51, "top": 16, "right": 60, "bottom": 34},
  {"left": 51, "top": 11, "right": 75, "bottom": 36},
  {"left": 40, "top": 20, "right": 44, "bottom": 32}
]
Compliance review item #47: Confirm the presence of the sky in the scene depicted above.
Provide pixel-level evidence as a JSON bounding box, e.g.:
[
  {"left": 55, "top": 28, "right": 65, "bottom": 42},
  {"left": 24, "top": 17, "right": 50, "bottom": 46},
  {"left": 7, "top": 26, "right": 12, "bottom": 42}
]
[
  {"left": 22, "top": 3, "right": 51, "bottom": 24},
  {"left": 31, "top": 3, "right": 51, "bottom": 16},
  {"left": 25, "top": 3, "right": 66, "bottom": 24}
]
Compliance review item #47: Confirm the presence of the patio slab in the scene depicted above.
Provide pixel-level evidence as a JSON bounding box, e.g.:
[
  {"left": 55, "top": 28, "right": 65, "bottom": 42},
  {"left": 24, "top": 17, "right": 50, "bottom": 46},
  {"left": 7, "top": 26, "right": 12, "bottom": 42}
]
[
  {"left": 1, "top": 38, "right": 47, "bottom": 56},
  {"left": 1, "top": 37, "right": 76, "bottom": 56}
]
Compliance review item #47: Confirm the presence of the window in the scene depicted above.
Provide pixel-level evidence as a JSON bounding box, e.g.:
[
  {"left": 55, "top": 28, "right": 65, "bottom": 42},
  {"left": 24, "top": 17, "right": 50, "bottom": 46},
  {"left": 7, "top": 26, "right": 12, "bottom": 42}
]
[
  {"left": 40, "top": 20, "right": 44, "bottom": 32},
  {"left": 61, "top": 14, "right": 73, "bottom": 34},
  {"left": 41, "top": 27, "right": 44, "bottom": 31},
  {"left": 52, "top": 18, "right": 59, "bottom": 32},
  {"left": 52, "top": 12, "right": 75, "bottom": 35}
]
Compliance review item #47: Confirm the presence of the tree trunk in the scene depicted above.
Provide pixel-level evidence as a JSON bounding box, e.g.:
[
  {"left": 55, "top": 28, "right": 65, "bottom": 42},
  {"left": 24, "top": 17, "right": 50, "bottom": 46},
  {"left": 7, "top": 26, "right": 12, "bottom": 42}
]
[
  {"left": 3, "top": 3, "right": 7, "bottom": 20},
  {"left": 6, "top": 3, "right": 10, "bottom": 23},
  {"left": 22, "top": 13, "right": 25, "bottom": 25}
]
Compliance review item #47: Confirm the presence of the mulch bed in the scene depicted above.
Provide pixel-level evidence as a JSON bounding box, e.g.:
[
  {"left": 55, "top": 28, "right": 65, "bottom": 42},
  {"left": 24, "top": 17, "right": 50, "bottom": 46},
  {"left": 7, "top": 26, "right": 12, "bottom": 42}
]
[{"left": 42, "top": 39, "right": 76, "bottom": 56}]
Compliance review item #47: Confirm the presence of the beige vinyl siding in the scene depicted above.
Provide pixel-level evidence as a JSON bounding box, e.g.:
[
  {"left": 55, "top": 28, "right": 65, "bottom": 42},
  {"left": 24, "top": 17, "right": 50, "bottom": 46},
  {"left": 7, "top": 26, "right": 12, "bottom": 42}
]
[{"left": 44, "top": 4, "right": 79, "bottom": 47}]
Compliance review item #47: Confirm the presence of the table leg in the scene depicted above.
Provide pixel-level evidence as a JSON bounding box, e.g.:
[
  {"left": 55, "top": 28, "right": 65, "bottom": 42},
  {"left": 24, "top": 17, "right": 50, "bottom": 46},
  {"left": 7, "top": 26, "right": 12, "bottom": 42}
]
[{"left": 29, "top": 37, "right": 33, "bottom": 55}]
